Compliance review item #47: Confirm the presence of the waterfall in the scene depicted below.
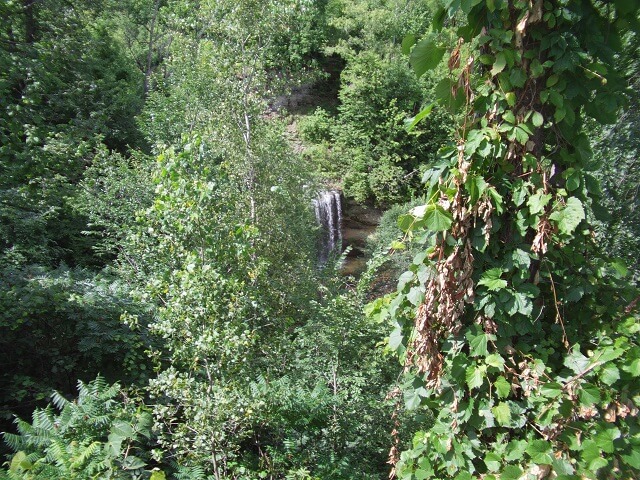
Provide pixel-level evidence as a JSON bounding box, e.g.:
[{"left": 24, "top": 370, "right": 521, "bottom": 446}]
[{"left": 313, "top": 190, "right": 342, "bottom": 264}]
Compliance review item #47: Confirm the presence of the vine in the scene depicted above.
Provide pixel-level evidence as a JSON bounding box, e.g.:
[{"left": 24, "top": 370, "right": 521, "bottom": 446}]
[{"left": 368, "top": 1, "right": 640, "bottom": 478}]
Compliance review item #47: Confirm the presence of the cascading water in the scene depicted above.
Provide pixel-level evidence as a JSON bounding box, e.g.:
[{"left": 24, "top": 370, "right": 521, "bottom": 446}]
[{"left": 313, "top": 190, "right": 342, "bottom": 265}]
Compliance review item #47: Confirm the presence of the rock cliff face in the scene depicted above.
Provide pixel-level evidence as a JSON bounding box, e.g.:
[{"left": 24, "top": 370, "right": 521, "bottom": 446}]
[{"left": 341, "top": 199, "right": 381, "bottom": 276}]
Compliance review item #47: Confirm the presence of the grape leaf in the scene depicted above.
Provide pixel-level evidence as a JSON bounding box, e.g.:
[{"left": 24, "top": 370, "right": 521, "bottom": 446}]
[
  {"left": 466, "top": 365, "right": 485, "bottom": 389},
  {"left": 492, "top": 402, "right": 511, "bottom": 426},
  {"left": 549, "top": 197, "right": 585, "bottom": 235},
  {"left": 478, "top": 268, "right": 507, "bottom": 291},
  {"left": 494, "top": 376, "right": 511, "bottom": 398}
]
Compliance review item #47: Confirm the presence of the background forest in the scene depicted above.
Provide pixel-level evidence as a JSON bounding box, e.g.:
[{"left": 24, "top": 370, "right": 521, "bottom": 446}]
[{"left": 0, "top": 1, "right": 638, "bottom": 479}]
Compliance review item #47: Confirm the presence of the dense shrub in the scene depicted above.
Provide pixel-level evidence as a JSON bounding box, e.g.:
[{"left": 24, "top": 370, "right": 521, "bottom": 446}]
[{"left": 3, "top": 377, "right": 159, "bottom": 480}]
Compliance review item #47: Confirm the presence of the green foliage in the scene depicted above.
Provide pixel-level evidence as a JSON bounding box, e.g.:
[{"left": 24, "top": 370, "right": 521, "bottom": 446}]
[
  {"left": 333, "top": 50, "right": 451, "bottom": 205},
  {"left": 266, "top": 0, "right": 331, "bottom": 70},
  {"left": 132, "top": 142, "right": 264, "bottom": 474},
  {"left": 2, "top": 377, "right": 159, "bottom": 479},
  {"left": 372, "top": 2, "right": 640, "bottom": 479},
  {"left": 366, "top": 199, "right": 426, "bottom": 286},
  {"left": 122, "top": 135, "right": 391, "bottom": 477},
  {"left": 0, "top": 266, "right": 152, "bottom": 424},
  {"left": 116, "top": 3, "right": 403, "bottom": 477},
  {"left": 246, "top": 288, "right": 396, "bottom": 479},
  {"left": 325, "top": 0, "right": 434, "bottom": 59},
  {"left": 0, "top": 0, "right": 157, "bottom": 454},
  {"left": 295, "top": 0, "right": 454, "bottom": 206},
  {"left": 122, "top": 4, "right": 327, "bottom": 470},
  {"left": 74, "top": 147, "right": 154, "bottom": 260},
  {"left": 0, "top": 0, "right": 144, "bottom": 266},
  {"left": 298, "top": 107, "right": 336, "bottom": 144}
]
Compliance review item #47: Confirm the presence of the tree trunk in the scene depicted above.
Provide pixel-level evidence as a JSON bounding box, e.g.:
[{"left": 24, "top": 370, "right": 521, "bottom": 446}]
[
  {"left": 143, "top": 0, "right": 161, "bottom": 96},
  {"left": 23, "top": 0, "right": 36, "bottom": 44}
]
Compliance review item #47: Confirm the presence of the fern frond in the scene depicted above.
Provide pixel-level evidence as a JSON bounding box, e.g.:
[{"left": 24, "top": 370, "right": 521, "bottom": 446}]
[
  {"left": 77, "top": 379, "right": 90, "bottom": 401},
  {"left": 102, "top": 381, "right": 121, "bottom": 400},
  {"left": 174, "top": 463, "right": 207, "bottom": 480},
  {"left": 15, "top": 417, "right": 35, "bottom": 436},
  {"left": 58, "top": 406, "right": 73, "bottom": 430},
  {"left": 25, "top": 451, "right": 41, "bottom": 465},
  {"left": 32, "top": 408, "right": 55, "bottom": 432},
  {"left": 70, "top": 440, "right": 101, "bottom": 470},
  {"left": 2, "top": 432, "right": 25, "bottom": 452},
  {"left": 89, "top": 413, "right": 112, "bottom": 428},
  {"left": 51, "top": 390, "right": 70, "bottom": 411},
  {"left": 89, "top": 375, "right": 108, "bottom": 395},
  {"left": 34, "top": 462, "right": 61, "bottom": 479},
  {"left": 27, "top": 427, "right": 53, "bottom": 448},
  {"left": 46, "top": 438, "right": 69, "bottom": 465}
]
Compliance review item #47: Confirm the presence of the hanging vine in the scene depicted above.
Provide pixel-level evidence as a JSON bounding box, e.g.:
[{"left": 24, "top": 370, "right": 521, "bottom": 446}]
[{"left": 368, "top": 1, "right": 640, "bottom": 478}]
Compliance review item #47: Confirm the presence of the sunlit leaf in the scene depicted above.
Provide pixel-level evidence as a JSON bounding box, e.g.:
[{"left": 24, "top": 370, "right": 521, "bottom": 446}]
[
  {"left": 492, "top": 402, "right": 511, "bottom": 426},
  {"left": 549, "top": 197, "right": 585, "bottom": 235},
  {"left": 494, "top": 376, "right": 511, "bottom": 398},
  {"left": 478, "top": 268, "right": 507, "bottom": 291},
  {"left": 466, "top": 364, "right": 485, "bottom": 389},
  {"left": 405, "top": 103, "right": 435, "bottom": 132}
]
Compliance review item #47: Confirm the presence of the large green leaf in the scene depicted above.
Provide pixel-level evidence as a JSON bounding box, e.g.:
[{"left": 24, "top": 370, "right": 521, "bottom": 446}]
[
  {"left": 622, "top": 357, "right": 640, "bottom": 376},
  {"left": 410, "top": 39, "right": 446, "bottom": 78},
  {"left": 402, "top": 34, "right": 417, "bottom": 55},
  {"left": 621, "top": 448, "right": 640, "bottom": 469},
  {"left": 466, "top": 364, "right": 485, "bottom": 389},
  {"left": 478, "top": 268, "right": 507, "bottom": 291},
  {"left": 9, "top": 452, "right": 32, "bottom": 473},
  {"left": 492, "top": 402, "right": 511, "bottom": 426},
  {"left": 599, "top": 364, "right": 620, "bottom": 385},
  {"left": 434, "top": 78, "right": 467, "bottom": 112},
  {"left": 404, "top": 387, "right": 427, "bottom": 410},
  {"left": 532, "top": 111, "right": 544, "bottom": 127},
  {"left": 549, "top": 197, "right": 585, "bottom": 235},
  {"left": 527, "top": 191, "right": 552, "bottom": 215},
  {"left": 540, "top": 382, "right": 562, "bottom": 398},
  {"left": 389, "top": 327, "right": 403, "bottom": 350},
  {"left": 494, "top": 376, "right": 511, "bottom": 398},
  {"left": 594, "top": 426, "right": 621, "bottom": 453},
  {"left": 505, "top": 290, "right": 532, "bottom": 316},
  {"left": 486, "top": 353, "right": 505, "bottom": 369},
  {"left": 122, "top": 455, "right": 146, "bottom": 470},
  {"left": 407, "top": 287, "right": 425, "bottom": 306},
  {"left": 526, "top": 440, "right": 553, "bottom": 465},
  {"left": 412, "top": 204, "right": 453, "bottom": 232},
  {"left": 466, "top": 325, "right": 496, "bottom": 356},
  {"left": 564, "top": 347, "right": 590, "bottom": 374},
  {"left": 484, "top": 452, "right": 502, "bottom": 472},
  {"left": 491, "top": 51, "right": 507, "bottom": 76},
  {"left": 578, "top": 383, "right": 601, "bottom": 406},
  {"left": 397, "top": 270, "right": 415, "bottom": 291},
  {"left": 500, "top": 466, "right": 523, "bottom": 480},
  {"left": 405, "top": 103, "right": 435, "bottom": 132}
]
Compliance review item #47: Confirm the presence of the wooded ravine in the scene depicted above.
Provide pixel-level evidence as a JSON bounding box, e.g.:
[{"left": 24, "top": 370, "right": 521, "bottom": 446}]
[{"left": 1, "top": 1, "right": 639, "bottom": 479}]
